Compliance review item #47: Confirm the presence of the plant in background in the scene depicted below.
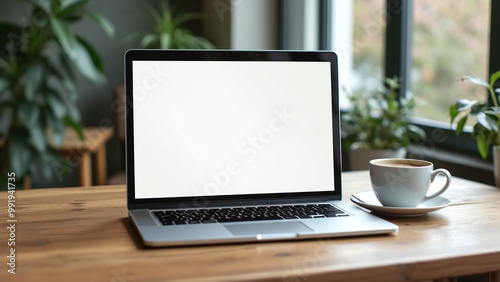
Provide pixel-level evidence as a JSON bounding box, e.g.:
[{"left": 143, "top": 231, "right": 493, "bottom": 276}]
[
  {"left": 342, "top": 77, "right": 426, "bottom": 151},
  {"left": 450, "top": 70, "right": 500, "bottom": 159},
  {"left": 0, "top": 0, "right": 114, "bottom": 186},
  {"left": 126, "top": 0, "right": 214, "bottom": 49}
]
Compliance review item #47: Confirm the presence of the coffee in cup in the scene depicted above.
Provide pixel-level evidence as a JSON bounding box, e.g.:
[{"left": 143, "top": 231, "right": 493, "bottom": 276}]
[{"left": 369, "top": 158, "right": 451, "bottom": 207}]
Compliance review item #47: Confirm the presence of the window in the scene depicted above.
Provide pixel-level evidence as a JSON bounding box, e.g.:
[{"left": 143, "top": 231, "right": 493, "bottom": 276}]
[
  {"left": 351, "top": 0, "right": 385, "bottom": 94},
  {"left": 278, "top": 0, "right": 497, "bottom": 157},
  {"left": 382, "top": 0, "right": 498, "bottom": 158},
  {"left": 318, "top": 0, "right": 386, "bottom": 109},
  {"left": 411, "top": 0, "right": 490, "bottom": 125},
  {"left": 380, "top": 0, "right": 499, "bottom": 158}
]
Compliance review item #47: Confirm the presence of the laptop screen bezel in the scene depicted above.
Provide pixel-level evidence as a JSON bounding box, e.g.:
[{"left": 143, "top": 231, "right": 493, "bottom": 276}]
[{"left": 125, "top": 50, "right": 342, "bottom": 210}]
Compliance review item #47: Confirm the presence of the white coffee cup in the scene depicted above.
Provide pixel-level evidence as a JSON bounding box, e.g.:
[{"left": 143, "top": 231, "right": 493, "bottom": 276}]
[{"left": 369, "top": 158, "right": 451, "bottom": 207}]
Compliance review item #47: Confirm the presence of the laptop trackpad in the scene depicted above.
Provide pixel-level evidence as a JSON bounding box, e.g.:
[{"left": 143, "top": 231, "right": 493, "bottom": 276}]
[{"left": 224, "top": 221, "right": 313, "bottom": 236}]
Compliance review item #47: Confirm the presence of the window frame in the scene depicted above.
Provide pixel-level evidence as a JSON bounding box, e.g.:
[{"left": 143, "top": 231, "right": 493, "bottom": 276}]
[
  {"left": 490, "top": 0, "right": 500, "bottom": 95},
  {"left": 278, "top": 0, "right": 497, "bottom": 183},
  {"left": 384, "top": 0, "right": 498, "bottom": 159}
]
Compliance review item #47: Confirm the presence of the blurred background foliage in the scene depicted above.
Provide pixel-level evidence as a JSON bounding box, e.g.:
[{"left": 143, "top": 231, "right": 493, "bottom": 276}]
[
  {"left": 125, "top": 0, "right": 214, "bottom": 49},
  {"left": 351, "top": 0, "right": 489, "bottom": 125},
  {"left": 0, "top": 0, "right": 113, "bottom": 187}
]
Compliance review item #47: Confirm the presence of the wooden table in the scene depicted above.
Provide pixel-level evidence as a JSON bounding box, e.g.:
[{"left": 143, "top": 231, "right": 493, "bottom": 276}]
[
  {"left": 49, "top": 127, "right": 113, "bottom": 187},
  {"left": 1, "top": 171, "right": 500, "bottom": 281}
]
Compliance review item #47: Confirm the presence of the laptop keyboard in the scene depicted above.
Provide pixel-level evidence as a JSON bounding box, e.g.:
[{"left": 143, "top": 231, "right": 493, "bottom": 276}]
[{"left": 153, "top": 204, "right": 349, "bottom": 226}]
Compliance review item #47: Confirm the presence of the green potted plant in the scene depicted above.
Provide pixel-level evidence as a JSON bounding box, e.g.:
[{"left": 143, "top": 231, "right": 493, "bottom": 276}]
[
  {"left": 449, "top": 70, "right": 500, "bottom": 186},
  {"left": 342, "top": 77, "right": 426, "bottom": 170},
  {"left": 126, "top": 0, "right": 214, "bottom": 49},
  {"left": 0, "top": 0, "right": 113, "bottom": 188}
]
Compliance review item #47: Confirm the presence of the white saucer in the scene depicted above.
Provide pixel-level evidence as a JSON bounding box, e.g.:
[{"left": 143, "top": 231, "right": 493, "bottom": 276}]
[{"left": 350, "top": 191, "right": 451, "bottom": 217}]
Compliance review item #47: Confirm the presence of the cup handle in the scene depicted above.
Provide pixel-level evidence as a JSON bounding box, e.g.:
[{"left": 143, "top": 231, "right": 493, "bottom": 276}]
[{"left": 423, "top": 168, "right": 451, "bottom": 201}]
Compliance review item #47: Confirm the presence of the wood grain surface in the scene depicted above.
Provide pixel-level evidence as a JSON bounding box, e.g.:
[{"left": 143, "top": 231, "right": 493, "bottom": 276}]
[{"left": 1, "top": 171, "right": 499, "bottom": 281}]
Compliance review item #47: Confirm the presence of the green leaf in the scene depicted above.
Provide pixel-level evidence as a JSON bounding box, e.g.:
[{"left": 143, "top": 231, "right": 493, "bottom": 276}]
[
  {"left": 122, "top": 32, "right": 143, "bottom": 45},
  {"left": 140, "top": 34, "right": 159, "bottom": 48},
  {"left": 28, "top": 119, "right": 47, "bottom": 153},
  {"left": 407, "top": 124, "right": 426, "bottom": 140},
  {"left": 470, "top": 102, "right": 488, "bottom": 115},
  {"left": 39, "top": 148, "right": 62, "bottom": 180},
  {"left": 23, "top": 58, "right": 45, "bottom": 101},
  {"left": 0, "top": 57, "right": 12, "bottom": 74},
  {"left": 71, "top": 37, "right": 105, "bottom": 85},
  {"left": 0, "top": 78, "right": 10, "bottom": 94},
  {"left": 171, "top": 12, "right": 199, "bottom": 28},
  {"left": 485, "top": 107, "right": 500, "bottom": 115},
  {"left": 146, "top": 3, "right": 163, "bottom": 30},
  {"left": 8, "top": 130, "right": 32, "bottom": 177},
  {"left": 462, "top": 75, "right": 490, "bottom": 89},
  {"left": 45, "top": 110, "right": 65, "bottom": 147},
  {"left": 490, "top": 70, "right": 500, "bottom": 88},
  {"left": 86, "top": 12, "right": 114, "bottom": 38},
  {"left": 60, "top": 14, "right": 83, "bottom": 22},
  {"left": 384, "top": 76, "right": 400, "bottom": 90},
  {"left": 58, "top": 54, "right": 78, "bottom": 100},
  {"left": 449, "top": 104, "right": 459, "bottom": 125},
  {"left": 64, "top": 97, "right": 81, "bottom": 124},
  {"left": 25, "top": 0, "right": 52, "bottom": 13},
  {"left": 0, "top": 23, "right": 23, "bottom": 49},
  {"left": 456, "top": 99, "right": 477, "bottom": 112},
  {"left": 455, "top": 114, "right": 468, "bottom": 135},
  {"left": 190, "top": 35, "right": 214, "bottom": 49},
  {"left": 160, "top": 33, "right": 172, "bottom": 49},
  {"left": 60, "top": 0, "right": 89, "bottom": 13},
  {"left": 46, "top": 90, "right": 66, "bottom": 118},
  {"left": 64, "top": 115, "right": 84, "bottom": 140},
  {"left": 77, "top": 37, "right": 105, "bottom": 72},
  {"left": 17, "top": 101, "right": 40, "bottom": 127},
  {"left": 50, "top": 16, "right": 77, "bottom": 59},
  {"left": 485, "top": 111, "right": 500, "bottom": 121},
  {"left": 474, "top": 127, "right": 491, "bottom": 159},
  {"left": 476, "top": 112, "right": 498, "bottom": 132}
]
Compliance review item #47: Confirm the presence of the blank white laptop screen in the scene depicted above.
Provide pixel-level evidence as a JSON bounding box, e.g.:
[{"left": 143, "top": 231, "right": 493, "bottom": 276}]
[{"left": 132, "top": 61, "right": 334, "bottom": 199}]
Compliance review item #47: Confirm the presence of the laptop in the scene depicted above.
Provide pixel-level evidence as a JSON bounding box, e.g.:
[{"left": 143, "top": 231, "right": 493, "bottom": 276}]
[{"left": 124, "top": 49, "right": 398, "bottom": 247}]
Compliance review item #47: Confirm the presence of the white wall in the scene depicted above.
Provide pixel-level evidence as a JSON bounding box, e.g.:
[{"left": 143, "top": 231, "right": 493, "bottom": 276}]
[
  {"left": 330, "top": 0, "right": 354, "bottom": 109},
  {"left": 283, "top": 0, "right": 320, "bottom": 50},
  {"left": 203, "top": 0, "right": 278, "bottom": 50},
  {"left": 231, "top": 0, "right": 278, "bottom": 50}
]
